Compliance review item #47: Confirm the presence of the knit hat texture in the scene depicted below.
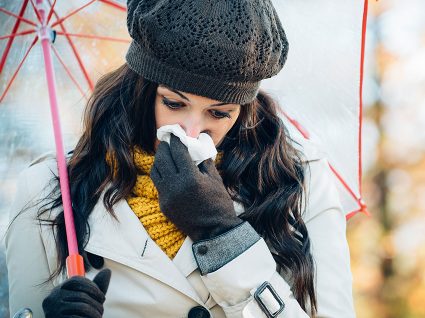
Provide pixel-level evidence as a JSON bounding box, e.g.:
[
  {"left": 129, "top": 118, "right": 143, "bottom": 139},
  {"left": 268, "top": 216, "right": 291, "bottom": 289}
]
[{"left": 125, "top": 0, "right": 289, "bottom": 104}]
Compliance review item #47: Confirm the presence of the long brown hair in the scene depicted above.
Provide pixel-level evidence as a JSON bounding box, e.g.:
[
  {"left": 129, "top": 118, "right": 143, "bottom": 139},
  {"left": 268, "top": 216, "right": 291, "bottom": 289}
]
[{"left": 36, "top": 63, "right": 317, "bottom": 316}]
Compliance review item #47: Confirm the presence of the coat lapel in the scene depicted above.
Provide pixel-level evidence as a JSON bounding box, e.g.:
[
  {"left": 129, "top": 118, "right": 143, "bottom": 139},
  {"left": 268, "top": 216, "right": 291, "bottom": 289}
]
[
  {"left": 84, "top": 186, "right": 203, "bottom": 305},
  {"left": 172, "top": 236, "right": 197, "bottom": 277}
]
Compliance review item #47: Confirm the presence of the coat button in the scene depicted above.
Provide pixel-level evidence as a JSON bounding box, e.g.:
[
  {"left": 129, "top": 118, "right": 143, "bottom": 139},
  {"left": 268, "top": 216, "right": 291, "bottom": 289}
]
[
  {"left": 197, "top": 245, "right": 208, "bottom": 255},
  {"left": 188, "top": 306, "right": 210, "bottom": 318}
]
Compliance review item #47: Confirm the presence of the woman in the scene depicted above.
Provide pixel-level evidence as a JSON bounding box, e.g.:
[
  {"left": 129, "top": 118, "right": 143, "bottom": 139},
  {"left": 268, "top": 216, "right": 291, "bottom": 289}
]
[{"left": 6, "top": 0, "right": 355, "bottom": 317}]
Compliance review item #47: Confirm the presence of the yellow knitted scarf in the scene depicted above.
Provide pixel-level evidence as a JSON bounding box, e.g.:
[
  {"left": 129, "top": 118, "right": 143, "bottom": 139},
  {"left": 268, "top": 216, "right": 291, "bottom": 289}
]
[{"left": 107, "top": 146, "right": 223, "bottom": 259}]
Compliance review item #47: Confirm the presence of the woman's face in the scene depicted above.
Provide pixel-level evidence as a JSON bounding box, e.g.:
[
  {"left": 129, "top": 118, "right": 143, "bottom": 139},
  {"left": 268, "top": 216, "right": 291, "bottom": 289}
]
[{"left": 154, "top": 84, "right": 241, "bottom": 149}]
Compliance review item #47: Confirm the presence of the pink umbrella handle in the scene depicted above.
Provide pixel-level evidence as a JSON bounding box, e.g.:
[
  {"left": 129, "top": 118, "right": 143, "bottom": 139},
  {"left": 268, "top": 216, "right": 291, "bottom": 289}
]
[{"left": 35, "top": 0, "right": 84, "bottom": 277}]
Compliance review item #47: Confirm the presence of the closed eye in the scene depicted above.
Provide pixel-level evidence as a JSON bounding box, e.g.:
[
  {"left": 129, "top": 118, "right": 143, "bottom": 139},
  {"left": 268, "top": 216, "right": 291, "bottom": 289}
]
[
  {"left": 161, "top": 98, "right": 183, "bottom": 109},
  {"left": 209, "top": 110, "right": 231, "bottom": 119}
]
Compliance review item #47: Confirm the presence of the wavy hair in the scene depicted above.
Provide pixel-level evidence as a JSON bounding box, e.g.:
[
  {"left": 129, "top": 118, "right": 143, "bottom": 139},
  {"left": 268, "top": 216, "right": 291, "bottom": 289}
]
[{"left": 35, "top": 63, "right": 317, "bottom": 316}]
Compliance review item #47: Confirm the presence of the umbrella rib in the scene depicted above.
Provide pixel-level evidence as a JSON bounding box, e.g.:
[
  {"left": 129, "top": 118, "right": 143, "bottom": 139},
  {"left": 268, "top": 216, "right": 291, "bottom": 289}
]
[
  {"left": 346, "top": 209, "right": 365, "bottom": 220},
  {"left": 328, "top": 163, "right": 360, "bottom": 202},
  {"left": 0, "top": 7, "right": 38, "bottom": 27},
  {"left": 358, "top": 0, "right": 369, "bottom": 196},
  {"left": 0, "top": 35, "right": 38, "bottom": 104},
  {"left": 49, "top": 6, "right": 94, "bottom": 91},
  {"left": 0, "top": 29, "right": 36, "bottom": 40},
  {"left": 278, "top": 108, "right": 369, "bottom": 218},
  {"left": 55, "top": 31, "right": 131, "bottom": 43},
  {"left": 29, "top": 0, "right": 42, "bottom": 23},
  {"left": 328, "top": 164, "right": 370, "bottom": 220},
  {"left": 46, "top": 0, "right": 57, "bottom": 24},
  {"left": 50, "top": 45, "right": 89, "bottom": 101},
  {"left": 50, "top": 0, "right": 97, "bottom": 28},
  {"left": 278, "top": 109, "right": 311, "bottom": 139},
  {"left": 98, "top": 0, "right": 127, "bottom": 12},
  {"left": 0, "top": 0, "right": 31, "bottom": 74}
]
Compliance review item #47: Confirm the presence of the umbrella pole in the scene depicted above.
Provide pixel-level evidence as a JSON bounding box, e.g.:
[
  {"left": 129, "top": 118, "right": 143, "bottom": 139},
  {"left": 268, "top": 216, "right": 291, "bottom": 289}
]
[{"left": 35, "top": 0, "right": 84, "bottom": 277}]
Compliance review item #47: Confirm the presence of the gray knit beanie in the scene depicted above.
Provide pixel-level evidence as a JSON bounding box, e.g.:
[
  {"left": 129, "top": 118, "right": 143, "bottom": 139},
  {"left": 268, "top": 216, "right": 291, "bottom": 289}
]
[{"left": 125, "top": 0, "right": 289, "bottom": 104}]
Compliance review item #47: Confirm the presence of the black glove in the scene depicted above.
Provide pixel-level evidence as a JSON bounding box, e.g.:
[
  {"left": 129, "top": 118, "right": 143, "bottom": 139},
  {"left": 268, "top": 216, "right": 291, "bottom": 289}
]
[
  {"left": 151, "top": 134, "right": 243, "bottom": 242},
  {"left": 42, "top": 268, "right": 111, "bottom": 318}
]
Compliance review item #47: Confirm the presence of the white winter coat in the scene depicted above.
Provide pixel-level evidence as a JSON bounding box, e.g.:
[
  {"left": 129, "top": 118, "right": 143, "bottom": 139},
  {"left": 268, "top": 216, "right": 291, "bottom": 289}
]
[{"left": 6, "top": 138, "right": 356, "bottom": 318}]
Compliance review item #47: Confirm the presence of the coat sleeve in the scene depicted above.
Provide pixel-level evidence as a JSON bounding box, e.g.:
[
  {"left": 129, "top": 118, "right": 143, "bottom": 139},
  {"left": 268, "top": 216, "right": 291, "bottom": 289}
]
[
  {"left": 5, "top": 165, "right": 55, "bottom": 318},
  {"left": 192, "top": 157, "right": 356, "bottom": 318}
]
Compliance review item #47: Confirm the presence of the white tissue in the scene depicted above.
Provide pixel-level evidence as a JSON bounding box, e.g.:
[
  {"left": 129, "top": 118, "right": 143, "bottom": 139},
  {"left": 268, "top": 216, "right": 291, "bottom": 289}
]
[{"left": 157, "top": 124, "right": 217, "bottom": 165}]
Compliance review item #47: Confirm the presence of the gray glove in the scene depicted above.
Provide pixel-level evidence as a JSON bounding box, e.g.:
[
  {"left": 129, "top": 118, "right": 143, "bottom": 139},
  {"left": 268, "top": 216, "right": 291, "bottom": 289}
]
[{"left": 150, "top": 135, "right": 243, "bottom": 242}]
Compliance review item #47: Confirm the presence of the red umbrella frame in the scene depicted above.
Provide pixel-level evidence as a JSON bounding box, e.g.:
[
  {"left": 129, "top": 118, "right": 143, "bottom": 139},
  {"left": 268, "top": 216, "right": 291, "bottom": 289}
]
[
  {"left": 0, "top": 0, "right": 129, "bottom": 277},
  {"left": 0, "top": 0, "right": 129, "bottom": 102},
  {"left": 267, "top": 0, "right": 371, "bottom": 220}
]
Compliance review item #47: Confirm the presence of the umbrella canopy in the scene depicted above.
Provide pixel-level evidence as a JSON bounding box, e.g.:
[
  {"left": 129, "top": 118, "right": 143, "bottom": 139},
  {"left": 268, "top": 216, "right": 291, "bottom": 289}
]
[
  {"left": 0, "top": 0, "right": 129, "bottom": 276},
  {"left": 265, "top": 0, "right": 370, "bottom": 219},
  {"left": 0, "top": 0, "right": 129, "bottom": 163}
]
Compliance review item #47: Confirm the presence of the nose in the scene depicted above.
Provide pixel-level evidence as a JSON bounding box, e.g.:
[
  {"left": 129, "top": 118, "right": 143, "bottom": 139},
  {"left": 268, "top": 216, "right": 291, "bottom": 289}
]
[
  {"left": 181, "top": 117, "right": 203, "bottom": 138},
  {"left": 185, "top": 126, "right": 201, "bottom": 138}
]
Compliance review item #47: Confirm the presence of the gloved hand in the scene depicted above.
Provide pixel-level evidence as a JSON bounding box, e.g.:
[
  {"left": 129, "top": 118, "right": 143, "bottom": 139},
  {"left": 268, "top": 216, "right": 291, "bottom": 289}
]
[
  {"left": 151, "top": 134, "right": 243, "bottom": 242},
  {"left": 42, "top": 268, "right": 111, "bottom": 318}
]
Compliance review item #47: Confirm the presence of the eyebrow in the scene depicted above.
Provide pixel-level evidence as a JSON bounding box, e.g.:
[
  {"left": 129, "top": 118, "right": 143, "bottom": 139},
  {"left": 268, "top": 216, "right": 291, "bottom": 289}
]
[{"left": 160, "top": 85, "right": 231, "bottom": 107}]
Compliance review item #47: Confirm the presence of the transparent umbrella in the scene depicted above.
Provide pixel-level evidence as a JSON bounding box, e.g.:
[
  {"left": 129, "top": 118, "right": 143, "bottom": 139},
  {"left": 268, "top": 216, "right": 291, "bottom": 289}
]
[
  {"left": 0, "top": 0, "right": 129, "bottom": 277},
  {"left": 0, "top": 0, "right": 370, "bottom": 278},
  {"left": 266, "top": 0, "right": 371, "bottom": 219}
]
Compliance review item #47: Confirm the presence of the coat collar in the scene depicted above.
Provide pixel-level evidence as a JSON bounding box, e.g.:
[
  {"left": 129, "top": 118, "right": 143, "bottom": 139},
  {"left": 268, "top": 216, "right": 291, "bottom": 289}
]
[{"left": 84, "top": 185, "right": 203, "bottom": 304}]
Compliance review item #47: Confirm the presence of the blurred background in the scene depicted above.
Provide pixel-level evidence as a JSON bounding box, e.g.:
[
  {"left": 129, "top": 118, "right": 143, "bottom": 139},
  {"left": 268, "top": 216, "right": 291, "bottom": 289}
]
[
  {"left": 348, "top": 1, "right": 425, "bottom": 317},
  {"left": 1, "top": 0, "right": 425, "bottom": 317}
]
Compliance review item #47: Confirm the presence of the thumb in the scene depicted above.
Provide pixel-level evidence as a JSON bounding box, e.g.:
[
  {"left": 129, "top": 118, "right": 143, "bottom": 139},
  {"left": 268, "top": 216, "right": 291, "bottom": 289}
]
[
  {"left": 200, "top": 158, "right": 222, "bottom": 181},
  {"left": 92, "top": 268, "right": 112, "bottom": 296}
]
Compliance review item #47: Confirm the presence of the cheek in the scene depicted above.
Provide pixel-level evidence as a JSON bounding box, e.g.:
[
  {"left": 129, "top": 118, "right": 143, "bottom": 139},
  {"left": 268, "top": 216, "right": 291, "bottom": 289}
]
[
  {"left": 211, "top": 111, "right": 240, "bottom": 145},
  {"left": 211, "top": 123, "right": 232, "bottom": 142}
]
